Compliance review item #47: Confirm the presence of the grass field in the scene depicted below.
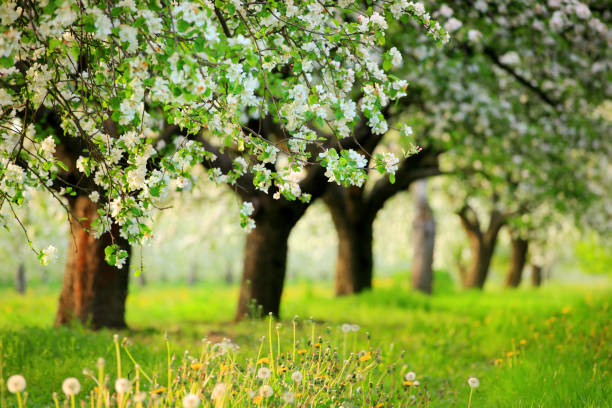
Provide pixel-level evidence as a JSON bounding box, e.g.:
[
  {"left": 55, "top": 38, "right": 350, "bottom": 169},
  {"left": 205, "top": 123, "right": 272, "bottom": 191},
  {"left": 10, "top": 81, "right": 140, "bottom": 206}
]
[{"left": 0, "top": 275, "right": 610, "bottom": 407}]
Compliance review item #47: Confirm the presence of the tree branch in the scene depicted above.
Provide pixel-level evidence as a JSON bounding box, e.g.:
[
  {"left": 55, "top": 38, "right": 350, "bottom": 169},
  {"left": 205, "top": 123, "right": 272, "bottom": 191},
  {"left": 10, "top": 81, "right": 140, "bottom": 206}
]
[{"left": 365, "top": 148, "right": 441, "bottom": 216}]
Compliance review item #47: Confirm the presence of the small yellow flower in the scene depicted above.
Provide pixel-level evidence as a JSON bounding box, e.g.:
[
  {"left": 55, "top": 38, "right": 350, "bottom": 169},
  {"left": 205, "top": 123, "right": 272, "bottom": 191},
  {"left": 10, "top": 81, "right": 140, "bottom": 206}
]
[
  {"left": 403, "top": 381, "right": 413, "bottom": 387},
  {"left": 151, "top": 387, "right": 167, "bottom": 394},
  {"left": 376, "top": 403, "right": 384, "bottom": 408},
  {"left": 257, "top": 357, "right": 270, "bottom": 364},
  {"left": 190, "top": 363, "right": 203, "bottom": 370},
  {"left": 313, "top": 343, "right": 321, "bottom": 348},
  {"left": 494, "top": 358, "right": 503, "bottom": 366},
  {"left": 562, "top": 306, "right": 572, "bottom": 315},
  {"left": 253, "top": 395, "right": 263, "bottom": 404},
  {"left": 278, "top": 366, "right": 288, "bottom": 373},
  {"left": 519, "top": 339, "right": 527, "bottom": 345},
  {"left": 359, "top": 352, "right": 372, "bottom": 362},
  {"left": 297, "top": 349, "right": 307, "bottom": 355}
]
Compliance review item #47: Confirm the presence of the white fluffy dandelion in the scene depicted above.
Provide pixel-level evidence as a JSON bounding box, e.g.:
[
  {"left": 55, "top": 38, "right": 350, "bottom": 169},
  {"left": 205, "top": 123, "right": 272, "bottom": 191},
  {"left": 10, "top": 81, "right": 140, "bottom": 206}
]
[
  {"left": 257, "top": 367, "right": 271, "bottom": 380},
  {"left": 282, "top": 391, "right": 295, "bottom": 403},
  {"left": 468, "top": 377, "right": 480, "bottom": 388},
  {"left": 183, "top": 393, "right": 200, "bottom": 408},
  {"left": 291, "top": 370, "right": 303, "bottom": 383},
  {"left": 62, "top": 377, "right": 81, "bottom": 396},
  {"left": 7, "top": 375, "right": 26, "bottom": 393},
  {"left": 115, "top": 378, "right": 131, "bottom": 394},
  {"left": 133, "top": 392, "right": 147, "bottom": 403},
  {"left": 404, "top": 372, "right": 416, "bottom": 382},
  {"left": 259, "top": 384, "right": 273, "bottom": 398},
  {"left": 211, "top": 383, "right": 226, "bottom": 400}
]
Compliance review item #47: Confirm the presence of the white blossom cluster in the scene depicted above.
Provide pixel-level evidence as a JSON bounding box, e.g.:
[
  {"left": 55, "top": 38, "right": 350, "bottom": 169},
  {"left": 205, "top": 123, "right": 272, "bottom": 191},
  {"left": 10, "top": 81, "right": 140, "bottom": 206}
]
[{"left": 0, "top": 1, "right": 447, "bottom": 264}]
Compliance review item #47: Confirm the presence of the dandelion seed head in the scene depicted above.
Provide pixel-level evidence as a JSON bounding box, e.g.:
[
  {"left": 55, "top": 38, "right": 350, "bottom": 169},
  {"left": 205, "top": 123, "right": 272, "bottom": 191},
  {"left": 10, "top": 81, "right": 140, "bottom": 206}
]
[
  {"left": 115, "top": 378, "right": 131, "bottom": 394},
  {"left": 7, "top": 375, "right": 26, "bottom": 394},
  {"left": 183, "top": 393, "right": 200, "bottom": 408},
  {"left": 62, "top": 377, "right": 81, "bottom": 396},
  {"left": 257, "top": 367, "right": 271, "bottom": 380}
]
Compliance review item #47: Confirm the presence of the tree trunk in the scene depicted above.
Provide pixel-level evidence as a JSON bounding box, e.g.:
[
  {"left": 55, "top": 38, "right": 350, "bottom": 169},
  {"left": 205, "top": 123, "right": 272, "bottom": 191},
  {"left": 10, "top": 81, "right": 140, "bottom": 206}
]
[
  {"left": 411, "top": 180, "right": 435, "bottom": 294},
  {"left": 334, "top": 216, "right": 374, "bottom": 295},
  {"left": 15, "top": 263, "right": 26, "bottom": 294},
  {"left": 505, "top": 235, "right": 528, "bottom": 288},
  {"left": 531, "top": 264, "right": 543, "bottom": 287},
  {"left": 55, "top": 195, "right": 131, "bottom": 329},
  {"left": 458, "top": 206, "right": 505, "bottom": 289},
  {"left": 324, "top": 186, "right": 375, "bottom": 296},
  {"left": 235, "top": 202, "right": 296, "bottom": 321}
]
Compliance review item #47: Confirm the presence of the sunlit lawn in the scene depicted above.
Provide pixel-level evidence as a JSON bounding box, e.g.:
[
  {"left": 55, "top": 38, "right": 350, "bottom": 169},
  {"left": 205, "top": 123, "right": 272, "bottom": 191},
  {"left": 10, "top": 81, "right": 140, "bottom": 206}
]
[{"left": 0, "top": 275, "right": 610, "bottom": 407}]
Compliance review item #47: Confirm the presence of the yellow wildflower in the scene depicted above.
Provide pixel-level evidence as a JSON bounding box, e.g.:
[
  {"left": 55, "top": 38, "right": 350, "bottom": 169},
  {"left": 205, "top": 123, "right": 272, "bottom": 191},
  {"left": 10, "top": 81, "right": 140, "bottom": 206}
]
[
  {"left": 257, "top": 357, "right": 270, "bottom": 364},
  {"left": 360, "top": 352, "right": 372, "bottom": 362}
]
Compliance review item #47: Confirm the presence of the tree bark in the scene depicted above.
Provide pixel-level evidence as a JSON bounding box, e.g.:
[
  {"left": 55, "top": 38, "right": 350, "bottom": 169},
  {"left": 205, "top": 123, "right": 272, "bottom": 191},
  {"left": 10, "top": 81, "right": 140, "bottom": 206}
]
[
  {"left": 458, "top": 205, "right": 505, "bottom": 289},
  {"left": 505, "top": 233, "right": 528, "bottom": 288},
  {"left": 334, "top": 212, "right": 374, "bottom": 295},
  {"left": 531, "top": 264, "right": 543, "bottom": 287},
  {"left": 324, "top": 185, "right": 374, "bottom": 295},
  {"left": 235, "top": 200, "right": 298, "bottom": 320},
  {"left": 16, "top": 263, "right": 26, "bottom": 294},
  {"left": 411, "top": 180, "right": 435, "bottom": 294},
  {"left": 55, "top": 195, "right": 131, "bottom": 329}
]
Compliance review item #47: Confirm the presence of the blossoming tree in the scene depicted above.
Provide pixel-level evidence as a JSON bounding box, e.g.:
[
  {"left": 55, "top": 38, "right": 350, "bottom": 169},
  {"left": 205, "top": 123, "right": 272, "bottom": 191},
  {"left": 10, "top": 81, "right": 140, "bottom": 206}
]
[
  {"left": 319, "top": 0, "right": 609, "bottom": 293},
  {"left": 0, "top": 1, "right": 447, "bottom": 326},
  {"left": 410, "top": 0, "right": 611, "bottom": 289}
]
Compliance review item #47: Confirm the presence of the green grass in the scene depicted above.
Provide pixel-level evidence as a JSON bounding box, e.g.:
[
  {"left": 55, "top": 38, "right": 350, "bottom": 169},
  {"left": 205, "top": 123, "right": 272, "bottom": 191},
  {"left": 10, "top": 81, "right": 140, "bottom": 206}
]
[{"left": 0, "top": 276, "right": 610, "bottom": 407}]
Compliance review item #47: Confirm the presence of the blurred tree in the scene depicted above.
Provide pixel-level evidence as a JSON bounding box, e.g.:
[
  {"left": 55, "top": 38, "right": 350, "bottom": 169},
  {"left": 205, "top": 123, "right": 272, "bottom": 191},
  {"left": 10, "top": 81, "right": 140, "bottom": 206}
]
[
  {"left": 504, "top": 228, "right": 529, "bottom": 288},
  {"left": 398, "top": 0, "right": 611, "bottom": 289},
  {"left": 411, "top": 180, "right": 436, "bottom": 293}
]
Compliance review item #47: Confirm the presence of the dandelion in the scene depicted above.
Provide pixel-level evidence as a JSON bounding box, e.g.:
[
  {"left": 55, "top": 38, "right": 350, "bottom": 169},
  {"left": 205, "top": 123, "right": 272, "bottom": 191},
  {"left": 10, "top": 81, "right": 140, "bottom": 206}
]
[
  {"left": 257, "top": 367, "right": 271, "bottom": 380},
  {"left": 282, "top": 391, "right": 295, "bottom": 403},
  {"left": 115, "top": 378, "right": 131, "bottom": 394},
  {"left": 413, "top": 380, "right": 420, "bottom": 387},
  {"left": 211, "top": 383, "right": 226, "bottom": 400},
  {"left": 259, "top": 384, "right": 273, "bottom": 398},
  {"left": 62, "top": 377, "right": 81, "bottom": 396},
  {"left": 183, "top": 393, "right": 200, "bottom": 408},
  {"left": 404, "top": 372, "right": 416, "bottom": 381},
  {"left": 134, "top": 392, "right": 147, "bottom": 403},
  {"left": 7, "top": 375, "right": 26, "bottom": 393},
  {"left": 341, "top": 323, "right": 352, "bottom": 333},
  {"left": 359, "top": 352, "right": 372, "bottom": 362},
  {"left": 291, "top": 370, "right": 303, "bottom": 383},
  {"left": 467, "top": 377, "right": 479, "bottom": 408}
]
